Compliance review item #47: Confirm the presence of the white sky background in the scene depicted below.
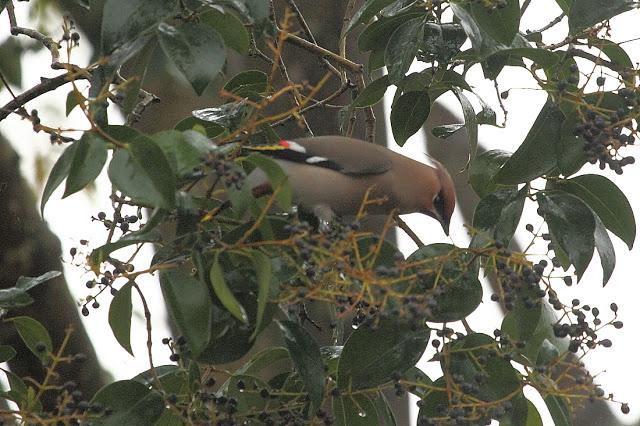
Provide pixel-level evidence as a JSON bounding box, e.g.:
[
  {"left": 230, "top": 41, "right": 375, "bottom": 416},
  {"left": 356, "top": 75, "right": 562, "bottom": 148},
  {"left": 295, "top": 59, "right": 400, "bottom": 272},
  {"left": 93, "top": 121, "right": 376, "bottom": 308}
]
[{"left": 0, "top": 1, "right": 639, "bottom": 424}]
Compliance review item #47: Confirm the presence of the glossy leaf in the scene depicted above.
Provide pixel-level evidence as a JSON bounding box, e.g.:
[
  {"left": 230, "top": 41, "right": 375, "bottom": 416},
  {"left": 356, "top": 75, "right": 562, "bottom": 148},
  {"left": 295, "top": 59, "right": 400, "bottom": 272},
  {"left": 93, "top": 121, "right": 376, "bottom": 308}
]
[
  {"left": 421, "top": 22, "right": 467, "bottom": 62},
  {"left": 224, "top": 70, "right": 268, "bottom": 96},
  {"left": 0, "top": 346, "right": 16, "bottom": 363},
  {"left": 277, "top": 320, "right": 325, "bottom": 411},
  {"left": 353, "top": 75, "right": 390, "bottom": 108},
  {"left": 333, "top": 393, "right": 380, "bottom": 426},
  {"left": 174, "top": 116, "right": 225, "bottom": 138},
  {"left": 108, "top": 135, "right": 176, "bottom": 209},
  {"left": 225, "top": 374, "right": 271, "bottom": 412},
  {"left": 390, "top": 91, "right": 430, "bottom": 146},
  {"left": 385, "top": 17, "right": 425, "bottom": 83},
  {"left": 469, "top": 0, "right": 520, "bottom": 45},
  {"left": 406, "top": 244, "right": 482, "bottom": 322},
  {"left": 551, "top": 174, "right": 635, "bottom": 249},
  {"left": 594, "top": 215, "right": 616, "bottom": 285},
  {"left": 446, "top": 333, "right": 521, "bottom": 401},
  {"left": 495, "top": 99, "right": 563, "bottom": 184},
  {"left": 452, "top": 88, "right": 478, "bottom": 163},
  {"left": 63, "top": 133, "right": 108, "bottom": 198},
  {"left": 236, "top": 346, "right": 290, "bottom": 376},
  {"left": 592, "top": 38, "right": 633, "bottom": 70},
  {"left": 159, "top": 269, "right": 212, "bottom": 358},
  {"left": 568, "top": 0, "right": 633, "bottom": 35},
  {"left": 108, "top": 281, "right": 134, "bottom": 355},
  {"left": 469, "top": 149, "right": 512, "bottom": 198},
  {"left": 6, "top": 316, "right": 52, "bottom": 364},
  {"left": 344, "top": 0, "right": 396, "bottom": 35},
  {"left": 249, "top": 250, "right": 271, "bottom": 339},
  {"left": 91, "top": 380, "right": 165, "bottom": 426},
  {"left": 501, "top": 396, "right": 543, "bottom": 426},
  {"left": 15, "top": 271, "right": 61, "bottom": 292},
  {"left": 153, "top": 130, "right": 215, "bottom": 178},
  {"left": 41, "top": 142, "right": 78, "bottom": 215},
  {"left": 337, "top": 319, "right": 430, "bottom": 389},
  {"left": 158, "top": 22, "right": 225, "bottom": 95},
  {"left": 358, "top": 11, "right": 423, "bottom": 52},
  {"left": 538, "top": 192, "right": 595, "bottom": 280},
  {"left": 502, "top": 301, "right": 568, "bottom": 365},
  {"left": 101, "top": 0, "right": 176, "bottom": 54},
  {"left": 210, "top": 252, "right": 248, "bottom": 324},
  {"left": 545, "top": 395, "right": 571, "bottom": 426},
  {"left": 201, "top": 9, "right": 250, "bottom": 54},
  {"left": 472, "top": 187, "right": 526, "bottom": 247}
]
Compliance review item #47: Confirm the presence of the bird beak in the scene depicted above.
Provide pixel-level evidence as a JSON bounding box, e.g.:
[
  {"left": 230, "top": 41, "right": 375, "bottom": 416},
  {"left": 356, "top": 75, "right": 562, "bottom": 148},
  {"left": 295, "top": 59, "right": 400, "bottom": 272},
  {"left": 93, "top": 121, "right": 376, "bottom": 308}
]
[{"left": 425, "top": 210, "right": 449, "bottom": 236}]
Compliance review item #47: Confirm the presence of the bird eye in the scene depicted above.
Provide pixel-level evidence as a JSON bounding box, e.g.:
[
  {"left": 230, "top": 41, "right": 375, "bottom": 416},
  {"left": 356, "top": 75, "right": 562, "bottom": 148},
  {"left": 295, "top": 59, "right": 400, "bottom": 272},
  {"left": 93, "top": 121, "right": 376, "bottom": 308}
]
[{"left": 433, "top": 192, "right": 445, "bottom": 217}]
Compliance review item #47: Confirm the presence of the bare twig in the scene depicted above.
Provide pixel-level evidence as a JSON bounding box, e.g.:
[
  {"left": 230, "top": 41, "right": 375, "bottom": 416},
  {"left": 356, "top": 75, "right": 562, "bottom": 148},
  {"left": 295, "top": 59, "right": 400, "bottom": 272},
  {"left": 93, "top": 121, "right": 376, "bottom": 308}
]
[
  {"left": 0, "top": 71, "right": 89, "bottom": 121},
  {"left": 356, "top": 73, "right": 376, "bottom": 143},
  {"left": 6, "top": 0, "right": 61, "bottom": 66},
  {"left": 282, "top": 31, "right": 363, "bottom": 73},
  {"left": 568, "top": 48, "right": 616, "bottom": 71},
  {"left": 394, "top": 214, "right": 425, "bottom": 248}
]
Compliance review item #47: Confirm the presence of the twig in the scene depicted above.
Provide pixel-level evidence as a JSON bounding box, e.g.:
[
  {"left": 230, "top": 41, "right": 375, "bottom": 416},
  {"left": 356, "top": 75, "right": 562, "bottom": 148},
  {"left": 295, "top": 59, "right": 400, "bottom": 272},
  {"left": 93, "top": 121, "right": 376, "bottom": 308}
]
[
  {"left": 282, "top": 31, "right": 363, "bottom": 73},
  {"left": 271, "top": 80, "right": 353, "bottom": 127},
  {"left": 6, "top": 0, "right": 61, "bottom": 66},
  {"left": 395, "top": 213, "right": 425, "bottom": 248},
  {"left": 131, "top": 282, "right": 163, "bottom": 392},
  {"left": 339, "top": 0, "right": 359, "bottom": 83},
  {"left": 284, "top": 0, "right": 341, "bottom": 78},
  {"left": 356, "top": 73, "right": 376, "bottom": 143},
  {"left": 0, "top": 71, "right": 89, "bottom": 121},
  {"left": 568, "top": 48, "right": 616, "bottom": 71},
  {"left": 493, "top": 80, "right": 508, "bottom": 128},
  {"left": 529, "top": 12, "right": 565, "bottom": 35}
]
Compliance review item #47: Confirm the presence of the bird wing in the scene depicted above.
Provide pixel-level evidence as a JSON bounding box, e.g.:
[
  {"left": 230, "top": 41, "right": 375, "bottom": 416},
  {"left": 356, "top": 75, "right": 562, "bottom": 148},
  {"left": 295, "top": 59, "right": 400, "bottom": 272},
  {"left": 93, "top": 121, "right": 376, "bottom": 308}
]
[{"left": 252, "top": 136, "right": 393, "bottom": 176}]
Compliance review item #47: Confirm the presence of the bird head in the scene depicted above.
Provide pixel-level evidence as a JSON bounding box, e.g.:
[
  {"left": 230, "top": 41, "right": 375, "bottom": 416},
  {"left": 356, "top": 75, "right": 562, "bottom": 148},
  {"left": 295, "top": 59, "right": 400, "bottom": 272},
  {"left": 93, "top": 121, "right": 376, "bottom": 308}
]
[{"left": 423, "top": 160, "right": 456, "bottom": 236}]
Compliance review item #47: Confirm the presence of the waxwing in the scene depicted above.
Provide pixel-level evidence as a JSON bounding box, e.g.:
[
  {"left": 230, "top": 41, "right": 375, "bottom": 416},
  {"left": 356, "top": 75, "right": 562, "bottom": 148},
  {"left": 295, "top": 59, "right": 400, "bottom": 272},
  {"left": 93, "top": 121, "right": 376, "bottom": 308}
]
[{"left": 247, "top": 136, "right": 456, "bottom": 235}]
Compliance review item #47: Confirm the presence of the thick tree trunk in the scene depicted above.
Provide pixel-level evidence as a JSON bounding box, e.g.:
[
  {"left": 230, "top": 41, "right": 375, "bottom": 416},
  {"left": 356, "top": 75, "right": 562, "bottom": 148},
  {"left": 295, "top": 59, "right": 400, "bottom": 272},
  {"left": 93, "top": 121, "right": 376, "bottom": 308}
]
[{"left": 0, "top": 133, "right": 109, "bottom": 411}]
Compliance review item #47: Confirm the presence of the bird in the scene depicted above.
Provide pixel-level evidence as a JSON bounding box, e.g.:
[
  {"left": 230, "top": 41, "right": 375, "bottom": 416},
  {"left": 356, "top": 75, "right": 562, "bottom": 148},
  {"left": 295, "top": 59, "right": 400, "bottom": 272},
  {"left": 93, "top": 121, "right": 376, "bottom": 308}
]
[{"left": 247, "top": 136, "right": 456, "bottom": 235}]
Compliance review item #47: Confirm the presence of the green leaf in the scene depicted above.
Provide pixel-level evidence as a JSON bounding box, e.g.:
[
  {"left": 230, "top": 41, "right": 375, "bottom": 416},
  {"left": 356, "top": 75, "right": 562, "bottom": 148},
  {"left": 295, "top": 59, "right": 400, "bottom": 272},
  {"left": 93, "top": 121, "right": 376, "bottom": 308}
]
[
  {"left": 108, "top": 135, "right": 176, "bottom": 209},
  {"left": 551, "top": 175, "right": 635, "bottom": 249},
  {"left": 501, "top": 396, "right": 543, "bottom": 426},
  {"left": 421, "top": 22, "right": 467, "bottom": 63},
  {"left": 472, "top": 187, "right": 526, "bottom": 248},
  {"left": 277, "top": 320, "right": 326, "bottom": 411},
  {"left": 6, "top": 317, "right": 52, "bottom": 364},
  {"left": 406, "top": 244, "right": 482, "bottom": 321},
  {"left": 452, "top": 88, "right": 478, "bottom": 163},
  {"left": 210, "top": 252, "right": 248, "bottom": 323},
  {"left": 158, "top": 22, "right": 226, "bottom": 95},
  {"left": 337, "top": 319, "right": 430, "bottom": 389},
  {"left": 122, "top": 40, "right": 156, "bottom": 120},
  {"left": 108, "top": 281, "right": 134, "bottom": 355},
  {"left": 224, "top": 70, "right": 268, "bottom": 97},
  {"left": 0, "top": 346, "right": 16, "bottom": 363},
  {"left": 101, "top": 0, "right": 176, "bottom": 54},
  {"left": 446, "top": 333, "right": 521, "bottom": 401},
  {"left": 495, "top": 99, "right": 563, "bottom": 184},
  {"left": 568, "top": 0, "right": 633, "bottom": 35},
  {"left": 358, "top": 11, "right": 424, "bottom": 52},
  {"left": 41, "top": 142, "right": 78, "bottom": 215},
  {"left": 236, "top": 346, "right": 290, "bottom": 375},
  {"left": 159, "top": 268, "right": 212, "bottom": 358},
  {"left": 65, "top": 90, "right": 85, "bottom": 116},
  {"left": 201, "top": 9, "right": 250, "bottom": 54},
  {"left": 469, "top": 0, "right": 520, "bottom": 45},
  {"left": 91, "top": 380, "right": 165, "bottom": 426},
  {"left": 592, "top": 39, "right": 633, "bottom": 70},
  {"left": 469, "top": 149, "right": 512, "bottom": 198},
  {"left": 545, "top": 395, "right": 571, "bottom": 426},
  {"left": 243, "top": 154, "right": 292, "bottom": 210},
  {"left": 390, "top": 91, "right": 430, "bottom": 146},
  {"left": 385, "top": 17, "right": 425, "bottom": 83},
  {"left": 502, "top": 301, "right": 568, "bottom": 365},
  {"left": 353, "top": 75, "right": 390, "bottom": 108},
  {"left": 333, "top": 393, "right": 380, "bottom": 426},
  {"left": 249, "top": 250, "right": 271, "bottom": 339},
  {"left": 594, "top": 215, "right": 616, "bottom": 285},
  {"left": 431, "top": 123, "right": 465, "bottom": 139},
  {"left": 0, "top": 288, "right": 33, "bottom": 309},
  {"left": 63, "top": 133, "right": 108, "bottom": 198},
  {"left": 153, "top": 130, "right": 215, "bottom": 178},
  {"left": 538, "top": 192, "right": 595, "bottom": 280},
  {"left": 174, "top": 117, "right": 225, "bottom": 138},
  {"left": 16, "top": 271, "right": 61, "bottom": 292},
  {"left": 224, "top": 374, "right": 271, "bottom": 412},
  {"left": 344, "top": 0, "right": 396, "bottom": 35}
]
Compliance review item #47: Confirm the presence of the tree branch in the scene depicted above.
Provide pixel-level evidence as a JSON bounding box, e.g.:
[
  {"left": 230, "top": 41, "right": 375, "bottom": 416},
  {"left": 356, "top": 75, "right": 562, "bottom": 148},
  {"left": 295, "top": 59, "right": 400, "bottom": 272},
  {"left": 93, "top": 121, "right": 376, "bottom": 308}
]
[
  {"left": 281, "top": 31, "right": 363, "bottom": 73},
  {"left": 6, "top": 0, "right": 61, "bottom": 66}
]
